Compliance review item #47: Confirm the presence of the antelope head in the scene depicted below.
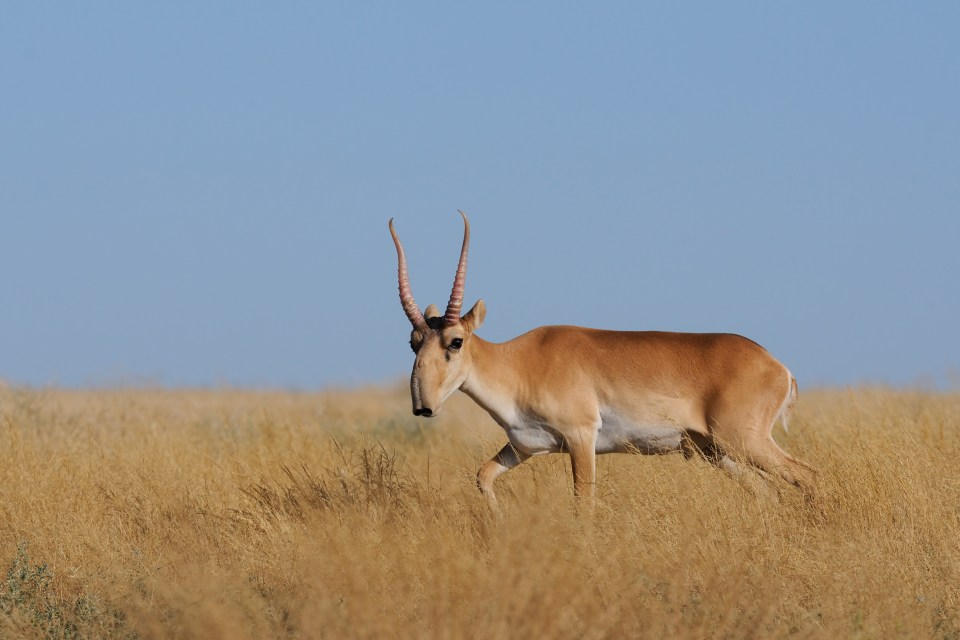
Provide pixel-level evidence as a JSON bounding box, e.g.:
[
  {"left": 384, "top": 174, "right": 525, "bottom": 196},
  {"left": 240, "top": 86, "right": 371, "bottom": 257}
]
[{"left": 389, "top": 211, "right": 486, "bottom": 417}]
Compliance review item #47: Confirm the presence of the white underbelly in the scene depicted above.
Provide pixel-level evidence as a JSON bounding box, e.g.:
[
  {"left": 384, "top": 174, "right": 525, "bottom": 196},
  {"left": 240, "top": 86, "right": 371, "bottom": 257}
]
[
  {"left": 502, "top": 413, "right": 684, "bottom": 456},
  {"left": 504, "top": 421, "right": 564, "bottom": 455},
  {"left": 595, "top": 413, "right": 684, "bottom": 454}
]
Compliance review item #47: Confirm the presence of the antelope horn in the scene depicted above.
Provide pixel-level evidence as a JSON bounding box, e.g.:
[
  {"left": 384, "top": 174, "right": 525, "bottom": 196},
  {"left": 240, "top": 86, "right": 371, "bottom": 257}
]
[
  {"left": 444, "top": 210, "right": 470, "bottom": 325},
  {"left": 389, "top": 218, "right": 427, "bottom": 330}
]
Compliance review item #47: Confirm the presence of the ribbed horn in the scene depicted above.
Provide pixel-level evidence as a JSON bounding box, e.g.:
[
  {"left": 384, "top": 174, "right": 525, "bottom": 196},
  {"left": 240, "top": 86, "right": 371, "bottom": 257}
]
[
  {"left": 389, "top": 218, "right": 427, "bottom": 330},
  {"left": 444, "top": 210, "right": 470, "bottom": 325}
]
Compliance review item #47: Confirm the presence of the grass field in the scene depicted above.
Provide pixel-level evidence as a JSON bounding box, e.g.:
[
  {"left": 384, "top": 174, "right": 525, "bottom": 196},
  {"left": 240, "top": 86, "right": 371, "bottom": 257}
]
[{"left": 0, "top": 382, "right": 958, "bottom": 638}]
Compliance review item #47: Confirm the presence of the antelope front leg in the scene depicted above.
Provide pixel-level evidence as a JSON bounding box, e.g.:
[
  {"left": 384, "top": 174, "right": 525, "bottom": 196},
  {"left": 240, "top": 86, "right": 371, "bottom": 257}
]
[
  {"left": 477, "top": 444, "right": 530, "bottom": 511},
  {"left": 566, "top": 427, "right": 598, "bottom": 499}
]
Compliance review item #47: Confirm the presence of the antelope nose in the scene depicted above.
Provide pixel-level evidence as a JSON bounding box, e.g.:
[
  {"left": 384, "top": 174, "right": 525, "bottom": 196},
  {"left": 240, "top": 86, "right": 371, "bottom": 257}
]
[{"left": 414, "top": 408, "right": 434, "bottom": 417}]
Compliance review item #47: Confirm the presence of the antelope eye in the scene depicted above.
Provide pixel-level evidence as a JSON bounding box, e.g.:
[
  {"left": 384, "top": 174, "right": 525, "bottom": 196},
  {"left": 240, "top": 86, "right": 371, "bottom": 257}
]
[{"left": 450, "top": 338, "right": 463, "bottom": 350}]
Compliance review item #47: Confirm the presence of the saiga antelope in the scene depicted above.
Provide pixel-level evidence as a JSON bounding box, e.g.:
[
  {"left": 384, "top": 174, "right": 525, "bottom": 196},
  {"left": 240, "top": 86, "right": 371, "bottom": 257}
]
[{"left": 389, "top": 212, "right": 814, "bottom": 508}]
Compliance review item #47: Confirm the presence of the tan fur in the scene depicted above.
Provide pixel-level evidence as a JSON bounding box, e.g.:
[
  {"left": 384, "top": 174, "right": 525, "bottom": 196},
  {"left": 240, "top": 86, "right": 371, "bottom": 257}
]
[
  {"left": 409, "top": 319, "right": 815, "bottom": 504},
  {"left": 393, "top": 214, "right": 812, "bottom": 505}
]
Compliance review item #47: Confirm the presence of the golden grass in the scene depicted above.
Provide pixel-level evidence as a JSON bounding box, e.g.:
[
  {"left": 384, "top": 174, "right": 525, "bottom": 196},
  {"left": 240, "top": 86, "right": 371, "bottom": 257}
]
[{"left": 1, "top": 383, "right": 958, "bottom": 639}]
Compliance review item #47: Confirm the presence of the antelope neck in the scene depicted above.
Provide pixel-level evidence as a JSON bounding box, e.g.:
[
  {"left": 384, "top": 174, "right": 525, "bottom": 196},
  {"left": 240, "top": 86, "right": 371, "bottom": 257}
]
[{"left": 459, "top": 336, "right": 520, "bottom": 418}]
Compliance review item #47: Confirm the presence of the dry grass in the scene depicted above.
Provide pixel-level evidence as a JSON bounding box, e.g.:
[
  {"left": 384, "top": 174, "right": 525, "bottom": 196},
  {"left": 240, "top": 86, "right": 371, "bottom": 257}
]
[{"left": 1, "top": 382, "right": 958, "bottom": 639}]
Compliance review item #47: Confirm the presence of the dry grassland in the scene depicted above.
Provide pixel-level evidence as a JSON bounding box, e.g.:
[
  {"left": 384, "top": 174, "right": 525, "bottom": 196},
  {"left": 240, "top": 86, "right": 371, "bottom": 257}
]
[{"left": 0, "top": 383, "right": 958, "bottom": 639}]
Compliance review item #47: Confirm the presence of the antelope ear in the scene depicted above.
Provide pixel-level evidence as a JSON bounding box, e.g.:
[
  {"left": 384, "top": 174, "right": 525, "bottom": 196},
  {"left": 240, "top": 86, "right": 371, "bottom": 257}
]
[
  {"left": 461, "top": 299, "right": 486, "bottom": 333},
  {"left": 424, "top": 304, "right": 442, "bottom": 320}
]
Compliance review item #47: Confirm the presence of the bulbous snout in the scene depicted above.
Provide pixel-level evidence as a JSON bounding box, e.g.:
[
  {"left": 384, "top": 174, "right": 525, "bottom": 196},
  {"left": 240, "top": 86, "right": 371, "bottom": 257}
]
[{"left": 410, "top": 368, "right": 440, "bottom": 418}]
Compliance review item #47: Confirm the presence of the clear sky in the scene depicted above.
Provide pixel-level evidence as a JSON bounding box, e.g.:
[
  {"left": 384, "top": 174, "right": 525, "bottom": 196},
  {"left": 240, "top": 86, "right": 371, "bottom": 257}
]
[{"left": 2, "top": 3, "right": 958, "bottom": 389}]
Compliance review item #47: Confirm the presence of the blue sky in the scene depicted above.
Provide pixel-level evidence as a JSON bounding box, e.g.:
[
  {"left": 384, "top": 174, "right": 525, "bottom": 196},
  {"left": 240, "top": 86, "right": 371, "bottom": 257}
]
[{"left": 2, "top": 3, "right": 958, "bottom": 388}]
